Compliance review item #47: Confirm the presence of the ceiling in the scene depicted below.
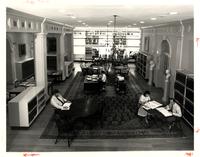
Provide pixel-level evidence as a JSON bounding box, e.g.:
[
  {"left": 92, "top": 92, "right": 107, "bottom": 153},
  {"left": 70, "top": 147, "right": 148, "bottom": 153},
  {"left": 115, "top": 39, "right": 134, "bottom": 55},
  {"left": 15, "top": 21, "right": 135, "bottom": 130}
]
[{"left": 6, "top": 0, "right": 194, "bottom": 28}]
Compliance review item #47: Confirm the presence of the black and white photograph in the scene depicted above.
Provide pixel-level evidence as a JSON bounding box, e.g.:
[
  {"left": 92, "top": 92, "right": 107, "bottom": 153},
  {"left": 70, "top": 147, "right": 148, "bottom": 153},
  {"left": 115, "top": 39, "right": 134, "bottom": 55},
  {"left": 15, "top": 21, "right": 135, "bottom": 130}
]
[{"left": 1, "top": 0, "right": 200, "bottom": 156}]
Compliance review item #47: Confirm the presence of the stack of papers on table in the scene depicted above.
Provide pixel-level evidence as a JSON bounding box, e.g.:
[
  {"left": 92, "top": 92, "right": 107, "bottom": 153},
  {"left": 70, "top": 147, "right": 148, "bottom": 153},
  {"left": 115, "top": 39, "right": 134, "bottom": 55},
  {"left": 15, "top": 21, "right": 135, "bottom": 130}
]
[
  {"left": 92, "top": 75, "right": 98, "bottom": 78},
  {"left": 156, "top": 107, "right": 173, "bottom": 117},
  {"left": 86, "top": 77, "right": 92, "bottom": 81},
  {"left": 86, "top": 75, "right": 92, "bottom": 80},
  {"left": 117, "top": 76, "right": 124, "bottom": 81}
]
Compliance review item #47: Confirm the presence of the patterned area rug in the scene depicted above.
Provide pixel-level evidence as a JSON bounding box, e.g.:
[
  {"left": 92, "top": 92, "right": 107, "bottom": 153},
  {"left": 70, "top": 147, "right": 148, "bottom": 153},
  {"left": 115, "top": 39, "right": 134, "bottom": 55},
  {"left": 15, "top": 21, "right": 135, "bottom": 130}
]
[{"left": 40, "top": 72, "right": 184, "bottom": 139}]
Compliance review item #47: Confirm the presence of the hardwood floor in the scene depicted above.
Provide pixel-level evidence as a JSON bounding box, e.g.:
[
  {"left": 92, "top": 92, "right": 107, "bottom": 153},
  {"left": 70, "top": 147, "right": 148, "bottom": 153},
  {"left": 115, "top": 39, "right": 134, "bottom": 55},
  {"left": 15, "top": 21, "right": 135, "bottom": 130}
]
[{"left": 6, "top": 62, "right": 194, "bottom": 152}]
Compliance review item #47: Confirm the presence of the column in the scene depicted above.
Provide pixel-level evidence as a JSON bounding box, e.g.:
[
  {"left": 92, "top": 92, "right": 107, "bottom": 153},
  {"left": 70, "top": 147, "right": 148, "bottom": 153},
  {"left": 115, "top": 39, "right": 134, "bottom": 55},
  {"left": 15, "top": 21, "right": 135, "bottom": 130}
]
[
  {"left": 60, "top": 33, "right": 65, "bottom": 80},
  {"left": 34, "top": 33, "right": 48, "bottom": 93},
  {"left": 175, "top": 37, "right": 183, "bottom": 69},
  {"left": 162, "top": 69, "right": 171, "bottom": 103},
  {"left": 148, "top": 60, "right": 155, "bottom": 86},
  {"left": 71, "top": 33, "right": 74, "bottom": 61},
  {"left": 10, "top": 42, "right": 17, "bottom": 82}
]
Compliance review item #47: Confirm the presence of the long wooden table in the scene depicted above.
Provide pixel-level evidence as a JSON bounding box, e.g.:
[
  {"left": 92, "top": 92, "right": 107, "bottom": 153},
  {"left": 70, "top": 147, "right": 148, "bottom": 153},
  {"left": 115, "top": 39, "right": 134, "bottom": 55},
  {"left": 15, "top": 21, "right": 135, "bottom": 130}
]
[
  {"left": 84, "top": 75, "right": 100, "bottom": 92},
  {"left": 142, "top": 101, "right": 173, "bottom": 118},
  {"left": 142, "top": 101, "right": 174, "bottom": 129}
]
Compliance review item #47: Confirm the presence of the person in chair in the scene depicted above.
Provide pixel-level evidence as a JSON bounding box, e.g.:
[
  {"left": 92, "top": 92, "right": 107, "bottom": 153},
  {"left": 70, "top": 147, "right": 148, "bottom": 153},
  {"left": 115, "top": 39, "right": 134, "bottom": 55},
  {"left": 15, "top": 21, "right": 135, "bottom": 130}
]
[
  {"left": 137, "top": 91, "right": 151, "bottom": 125},
  {"left": 99, "top": 71, "right": 107, "bottom": 91},
  {"left": 50, "top": 89, "right": 71, "bottom": 111},
  {"left": 165, "top": 98, "right": 182, "bottom": 130}
]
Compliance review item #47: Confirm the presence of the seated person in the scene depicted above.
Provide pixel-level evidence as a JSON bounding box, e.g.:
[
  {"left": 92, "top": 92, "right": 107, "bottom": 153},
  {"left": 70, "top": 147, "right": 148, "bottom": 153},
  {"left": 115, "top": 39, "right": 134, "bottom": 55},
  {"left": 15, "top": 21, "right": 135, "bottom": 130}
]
[
  {"left": 116, "top": 74, "right": 125, "bottom": 81},
  {"left": 165, "top": 98, "right": 182, "bottom": 129},
  {"left": 50, "top": 89, "right": 71, "bottom": 111},
  {"left": 99, "top": 71, "right": 107, "bottom": 90},
  {"left": 137, "top": 91, "right": 151, "bottom": 125},
  {"left": 80, "top": 62, "right": 86, "bottom": 69},
  {"left": 115, "top": 74, "right": 125, "bottom": 91}
]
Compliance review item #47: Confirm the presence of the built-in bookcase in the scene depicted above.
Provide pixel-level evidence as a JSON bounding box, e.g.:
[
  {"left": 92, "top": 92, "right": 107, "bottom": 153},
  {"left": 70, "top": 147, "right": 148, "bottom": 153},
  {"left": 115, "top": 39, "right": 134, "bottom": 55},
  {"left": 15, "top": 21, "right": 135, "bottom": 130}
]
[
  {"left": 8, "top": 86, "right": 46, "bottom": 127},
  {"left": 174, "top": 70, "right": 194, "bottom": 128},
  {"left": 136, "top": 52, "right": 150, "bottom": 79},
  {"left": 85, "top": 47, "right": 93, "bottom": 60}
]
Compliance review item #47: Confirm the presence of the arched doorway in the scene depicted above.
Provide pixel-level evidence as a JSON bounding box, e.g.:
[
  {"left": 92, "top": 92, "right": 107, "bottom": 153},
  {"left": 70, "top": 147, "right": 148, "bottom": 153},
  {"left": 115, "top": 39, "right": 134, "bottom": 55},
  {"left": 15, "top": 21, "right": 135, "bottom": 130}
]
[
  {"left": 160, "top": 40, "right": 170, "bottom": 88},
  {"left": 6, "top": 38, "right": 14, "bottom": 84}
]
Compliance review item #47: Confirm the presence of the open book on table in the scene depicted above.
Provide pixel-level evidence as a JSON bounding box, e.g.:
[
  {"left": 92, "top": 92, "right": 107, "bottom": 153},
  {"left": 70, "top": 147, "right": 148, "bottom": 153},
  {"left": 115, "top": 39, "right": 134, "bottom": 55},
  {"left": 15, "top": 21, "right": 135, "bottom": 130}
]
[{"left": 156, "top": 107, "right": 173, "bottom": 117}]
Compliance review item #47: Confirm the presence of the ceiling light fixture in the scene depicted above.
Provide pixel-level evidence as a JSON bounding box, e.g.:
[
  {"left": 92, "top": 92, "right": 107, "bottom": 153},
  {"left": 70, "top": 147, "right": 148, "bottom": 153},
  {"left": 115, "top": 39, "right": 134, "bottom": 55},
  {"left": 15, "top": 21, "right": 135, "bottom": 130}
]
[
  {"left": 169, "top": 12, "right": 178, "bottom": 15},
  {"left": 77, "top": 20, "right": 82, "bottom": 23},
  {"left": 109, "top": 21, "right": 113, "bottom": 23},
  {"left": 140, "top": 21, "right": 145, "bottom": 24},
  {"left": 71, "top": 16, "right": 76, "bottom": 19},
  {"left": 133, "top": 23, "right": 137, "bottom": 26},
  {"left": 150, "top": 17, "right": 157, "bottom": 20},
  {"left": 82, "top": 22, "right": 86, "bottom": 25}
]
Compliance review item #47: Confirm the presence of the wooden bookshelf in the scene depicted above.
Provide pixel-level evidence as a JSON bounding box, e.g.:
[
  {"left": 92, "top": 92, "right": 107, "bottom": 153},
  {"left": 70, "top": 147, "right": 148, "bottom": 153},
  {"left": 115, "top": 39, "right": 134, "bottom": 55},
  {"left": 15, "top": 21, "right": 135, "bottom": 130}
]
[
  {"left": 136, "top": 52, "right": 150, "bottom": 79},
  {"left": 85, "top": 47, "right": 93, "bottom": 60},
  {"left": 174, "top": 70, "right": 194, "bottom": 128}
]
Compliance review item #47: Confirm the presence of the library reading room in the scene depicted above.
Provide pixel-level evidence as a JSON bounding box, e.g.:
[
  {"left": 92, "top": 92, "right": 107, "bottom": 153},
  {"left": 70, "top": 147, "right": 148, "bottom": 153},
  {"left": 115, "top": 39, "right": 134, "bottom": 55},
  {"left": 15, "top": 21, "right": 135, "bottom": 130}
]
[{"left": 3, "top": 0, "right": 197, "bottom": 153}]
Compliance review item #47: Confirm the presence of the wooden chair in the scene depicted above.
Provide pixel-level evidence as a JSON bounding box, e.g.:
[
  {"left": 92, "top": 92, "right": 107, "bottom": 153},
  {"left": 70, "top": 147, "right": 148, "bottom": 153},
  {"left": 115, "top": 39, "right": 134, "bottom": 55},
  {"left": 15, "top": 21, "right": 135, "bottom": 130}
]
[
  {"left": 169, "top": 117, "right": 182, "bottom": 132},
  {"left": 121, "top": 67, "right": 129, "bottom": 78},
  {"left": 116, "top": 80, "right": 127, "bottom": 94},
  {"left": 134, "top": 93, "right": 142, "bottom": 113},
  {"left": 54, "top": 110, "right": 75, "bottom": 147},
  {"left": 14, "top": 80, "right": 21, "bottom": 88}
]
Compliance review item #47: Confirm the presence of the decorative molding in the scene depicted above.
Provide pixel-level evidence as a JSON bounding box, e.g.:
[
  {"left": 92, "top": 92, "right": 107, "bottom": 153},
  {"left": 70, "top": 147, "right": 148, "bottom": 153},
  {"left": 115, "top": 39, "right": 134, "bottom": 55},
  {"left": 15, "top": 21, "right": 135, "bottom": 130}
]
[
  {"left": 6, "top": 8, "right": 73, "bottom": 34},
  {"left": 6, "top": 8, "right": 44, "bottom": 33},
  {"left": 6, "top": 13, "right": 42, "bottom": 33},
  {"left": 43, "top": 20, "right": 73, "bottom": 34}
]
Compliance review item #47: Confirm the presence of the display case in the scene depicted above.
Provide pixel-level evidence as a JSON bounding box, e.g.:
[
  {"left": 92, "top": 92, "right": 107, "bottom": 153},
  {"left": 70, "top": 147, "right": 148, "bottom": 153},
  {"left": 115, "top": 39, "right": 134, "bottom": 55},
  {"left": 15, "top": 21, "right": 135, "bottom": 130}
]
[{"left": 174, "top": 70, "right": 194, "bottom": 128}]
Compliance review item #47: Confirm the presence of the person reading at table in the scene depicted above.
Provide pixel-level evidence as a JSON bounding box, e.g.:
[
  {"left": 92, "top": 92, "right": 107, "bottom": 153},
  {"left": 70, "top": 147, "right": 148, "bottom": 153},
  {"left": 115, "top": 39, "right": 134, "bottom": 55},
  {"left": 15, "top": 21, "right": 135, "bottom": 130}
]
[
  {"left": 137, "top": 91, "right": 151, "bottom": 125},
  {"left": 165, "top": 98, "right": 182, "bottom": 129},
  {"left": 99, "top": 71, "right": 107, "bottom": 91},
  {"left": 50, "top": 89, "right": 71, "bottom": 111}
]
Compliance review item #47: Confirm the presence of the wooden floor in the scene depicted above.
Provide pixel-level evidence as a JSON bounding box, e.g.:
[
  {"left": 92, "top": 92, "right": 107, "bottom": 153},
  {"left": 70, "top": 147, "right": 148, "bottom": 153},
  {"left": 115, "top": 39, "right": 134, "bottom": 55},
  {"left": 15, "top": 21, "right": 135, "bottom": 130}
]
[{"left": 6, "top": 62, "right": 194, "bottom": 152}]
